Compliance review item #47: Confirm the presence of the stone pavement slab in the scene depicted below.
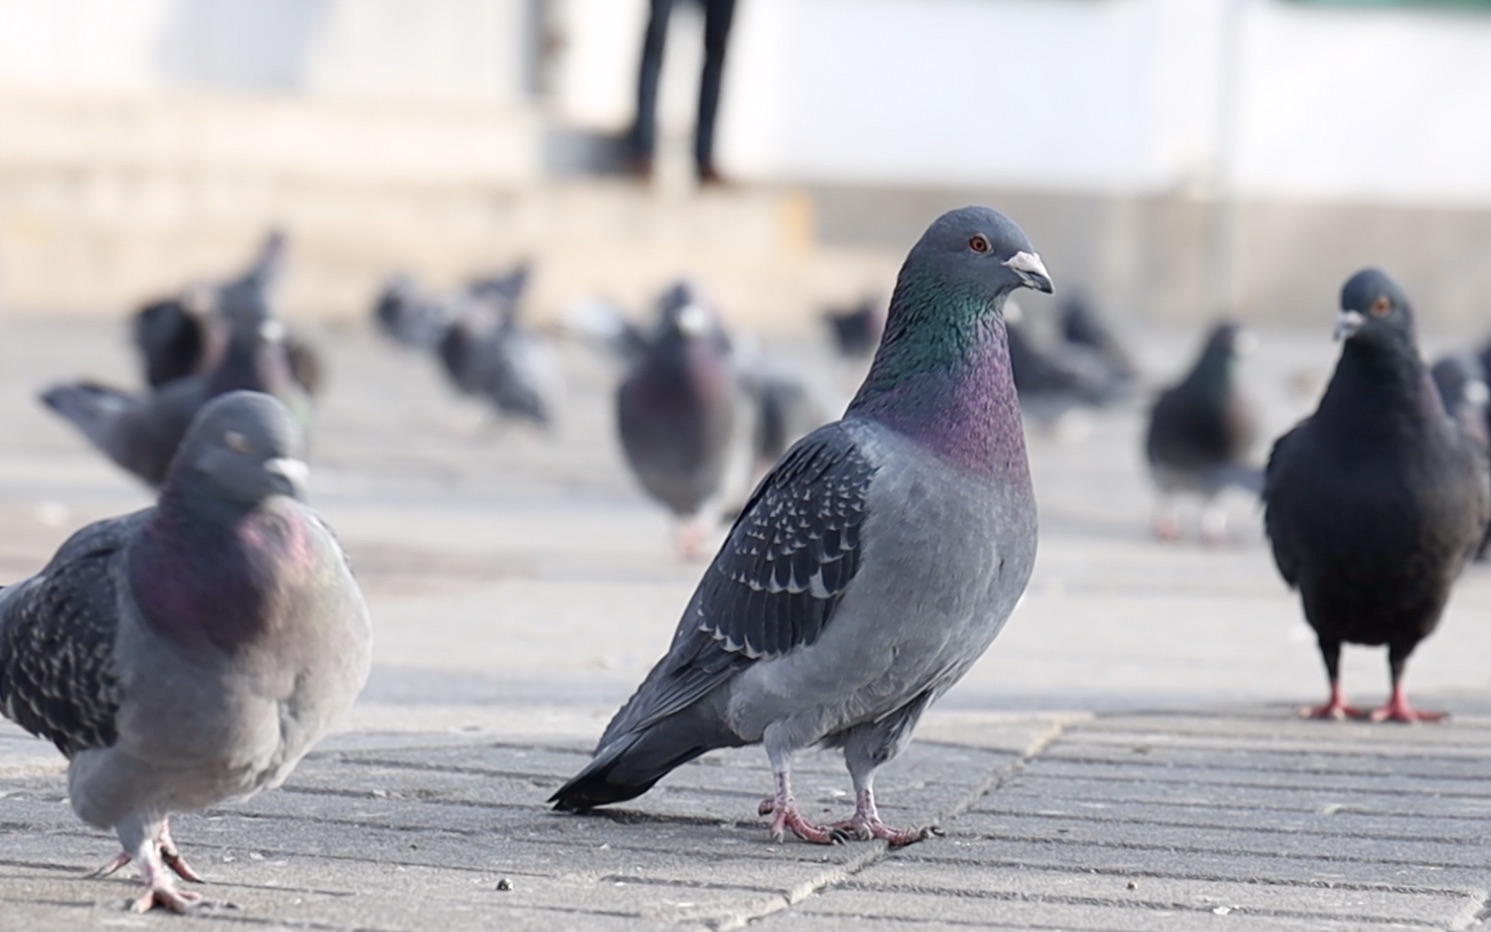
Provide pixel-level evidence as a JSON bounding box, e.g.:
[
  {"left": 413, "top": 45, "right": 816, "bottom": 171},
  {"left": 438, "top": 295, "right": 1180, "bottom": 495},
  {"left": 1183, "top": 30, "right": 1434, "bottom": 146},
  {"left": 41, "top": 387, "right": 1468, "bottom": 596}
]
[{"left": 6, "top": 317, "right": 1491, "bottom": 930}]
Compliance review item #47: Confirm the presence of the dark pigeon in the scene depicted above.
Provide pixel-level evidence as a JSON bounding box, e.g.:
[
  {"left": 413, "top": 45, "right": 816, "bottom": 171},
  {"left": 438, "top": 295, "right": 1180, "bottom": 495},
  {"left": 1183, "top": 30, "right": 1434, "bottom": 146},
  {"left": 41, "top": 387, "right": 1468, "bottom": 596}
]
[
  {"left": 1058, "top": 292, "right": 1138, "bottom": 381},
  {"left": 615, "top": 286, "right": 755, "bottom": 558},
  {"left": 465, "top": 259, "right": 533, "bottom": 310},
  {"left": 1263, "top": 269, "right": 1491, "bottom": 722},
  {"left": 129, "top": 230, "right": 321, "bottom": 397},
  {"left": 42, "top": 304, "right": 310, "bottom": 487},
  {"left": 1005, "top": 306, "right": 1131, "bottom": 429},
  {"left": 0, "top": 392, "right": 371, "bottom": 912},
  {"left": 822, "top": 296, "right": 886, "bottom": 359},
  {"left": 552, "top": 206, "right": 1050, "bottom": 845},
  {"left": 432, "top": 297, "right": 559, "bottom": 429},
  {"left": 1144, "top": 321, "right": 1261, "bottom": 541},
  {"left": 741, "top": 364, "right": 835, "bottom": 470}
]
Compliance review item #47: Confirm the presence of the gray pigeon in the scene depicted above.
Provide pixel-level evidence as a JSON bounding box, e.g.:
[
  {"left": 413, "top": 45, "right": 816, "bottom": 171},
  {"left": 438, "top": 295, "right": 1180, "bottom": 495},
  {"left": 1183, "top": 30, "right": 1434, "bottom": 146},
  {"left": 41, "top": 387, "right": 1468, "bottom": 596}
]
[
  {"left": 42, "top": 302, "right": 310, "bottom": 487},
  {"left": 1264, "top": 269, "right": 1490, "bottom": 722},
  {"left": 1144, "top": 321, "right": 1261, "bottom": 542},
  {"left": 616, "top": 284, "right": 757, "bottom": 559},
  {"left": 0, "top": 392, "right": 371, "bottom": 912},
  {"left": 433, "top": 297, "right": 561, "bottom": 430},
  {"left": 552, "top": 206, "right": 1051, "bottom": 845}
]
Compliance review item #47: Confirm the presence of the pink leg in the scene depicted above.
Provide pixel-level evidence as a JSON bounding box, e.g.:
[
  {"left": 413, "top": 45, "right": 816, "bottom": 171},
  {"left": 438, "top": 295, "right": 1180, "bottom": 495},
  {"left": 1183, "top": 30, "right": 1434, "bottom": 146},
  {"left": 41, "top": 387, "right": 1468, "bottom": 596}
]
[
  {"left": 1152, "top": 504, "right": 1183, "bottom": 541},
  {"left": 126, "top": 836, "right": 203, "bottom": 914},
  {"left": 674, "top": 518, "right": 710, "bottom": 562},
  {"left": 1299, "top": 681, "right": 1368, "bottom": 720},
  {"left": 758, "top": 772, "right": 841, "bottom": 845},
  {"left": 158, "top": 819, "right": 203, "bottom": 883},
  {"left": 828, "top": 787, "right": 936, "bottom": 847},
  {"left": 1368, "top": 684, "right": 1446, "bottom": 724}
]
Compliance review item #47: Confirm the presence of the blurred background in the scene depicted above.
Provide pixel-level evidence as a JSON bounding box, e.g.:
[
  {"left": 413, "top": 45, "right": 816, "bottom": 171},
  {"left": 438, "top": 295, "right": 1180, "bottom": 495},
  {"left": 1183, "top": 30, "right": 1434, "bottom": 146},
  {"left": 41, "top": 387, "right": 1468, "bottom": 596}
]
[{"left": 2, "top": 0, "right": 1490, "bottom": 328}]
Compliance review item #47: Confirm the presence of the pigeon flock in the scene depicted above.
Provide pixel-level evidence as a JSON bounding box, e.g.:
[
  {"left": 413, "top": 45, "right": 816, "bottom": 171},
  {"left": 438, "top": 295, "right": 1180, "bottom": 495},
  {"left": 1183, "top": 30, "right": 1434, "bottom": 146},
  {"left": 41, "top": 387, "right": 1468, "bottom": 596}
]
[{"left": 5, "top": 207, "right": 1491, "bottom": 912}]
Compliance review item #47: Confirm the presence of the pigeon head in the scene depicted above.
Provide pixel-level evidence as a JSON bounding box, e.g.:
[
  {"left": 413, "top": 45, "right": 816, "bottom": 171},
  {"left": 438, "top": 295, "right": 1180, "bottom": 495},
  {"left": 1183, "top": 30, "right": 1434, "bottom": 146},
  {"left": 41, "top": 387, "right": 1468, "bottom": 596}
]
[
  {"left": 166, "top": 391, "right": 308, "bottom": 506},
  {"left": 849, "top": 206, "right": 1051, "bottom": 475},
  {"left": 1206, "top": 321, "right": 1255, "bottom": 362},
  {"left": 1335, "top": 269, "right": 1416, "bottom": 349}
]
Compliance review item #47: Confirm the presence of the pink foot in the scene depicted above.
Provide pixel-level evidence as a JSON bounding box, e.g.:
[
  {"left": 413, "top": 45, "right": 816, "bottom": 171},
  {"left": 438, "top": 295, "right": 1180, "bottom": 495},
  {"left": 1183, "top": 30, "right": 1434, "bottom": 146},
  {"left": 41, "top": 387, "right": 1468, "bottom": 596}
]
[
  {"left": 1152, "top": 513, "right": 1183, "bottom": 542},
  {"left": 758, "top": 797, "right": 841, "bottom": 845},
  {"left": 1369, "top": 686, "right": 1446, "bottom": 723},
  {"left": 131, "top": 883, "right": 203, "bottom": 914},
  {"left": 674, "top": 519, "right": 709, "bottom": 562},
  {"left": 91, "top": 852, "right": 133, "bottom": 878},
  {"left": 158, "top": 821, "right": 203, "bottom": 883},
  {"left": 828, "top": 813, "right": 936, "bottom": 847},
  {"left": 1299, "top": 682, "right": 1368, "bottom": 721}
]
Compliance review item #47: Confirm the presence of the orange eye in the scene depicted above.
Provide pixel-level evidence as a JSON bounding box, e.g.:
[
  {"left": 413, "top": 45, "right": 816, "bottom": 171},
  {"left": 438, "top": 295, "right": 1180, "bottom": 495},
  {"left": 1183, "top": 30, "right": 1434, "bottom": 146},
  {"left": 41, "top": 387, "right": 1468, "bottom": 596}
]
[
  {"left": 969, "top": 234, "right": 991, "bottom": 254},
  {"left": 224, "top": 431, "right": 250, "bottom": 454},
  {"left": 1370, "top": 295, "right": 1392, "bottom": 317}
]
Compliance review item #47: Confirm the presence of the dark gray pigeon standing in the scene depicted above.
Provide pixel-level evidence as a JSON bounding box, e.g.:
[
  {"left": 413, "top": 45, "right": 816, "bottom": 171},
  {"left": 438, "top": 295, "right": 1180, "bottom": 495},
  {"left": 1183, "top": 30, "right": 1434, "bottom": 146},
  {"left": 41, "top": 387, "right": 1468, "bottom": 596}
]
[
  {"left": 42, "top": 302, "right": 310, "bottom": 487},
  {"left": 615, "top": 285, "right": 756, "bottom": 559},
  {"left": 0, "top": 392, "right": 371, "bottom": 912},
  {"left": 552, "top": 206, "right": 1051, "bottom": 845},
  {"left": 1264, "top": 269, "right": 1490, "bottom": 722},
  {"left": 1144, "top": 321, "right": 1261, "bottom": 542}
]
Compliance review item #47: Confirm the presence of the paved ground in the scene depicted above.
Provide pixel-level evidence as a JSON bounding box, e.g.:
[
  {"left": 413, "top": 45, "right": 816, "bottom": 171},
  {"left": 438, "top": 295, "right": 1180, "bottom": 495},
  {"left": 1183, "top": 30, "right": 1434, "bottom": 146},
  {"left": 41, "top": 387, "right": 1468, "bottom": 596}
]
[{"left": 3, "top": 313, "right": 1491, "bottom": 930}]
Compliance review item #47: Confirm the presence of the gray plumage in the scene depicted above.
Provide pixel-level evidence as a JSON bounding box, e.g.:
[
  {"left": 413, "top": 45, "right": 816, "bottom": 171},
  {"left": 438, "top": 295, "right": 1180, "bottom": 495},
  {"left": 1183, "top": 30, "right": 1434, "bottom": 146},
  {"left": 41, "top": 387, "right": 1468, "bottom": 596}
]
[
  {"left": 0, "top": 391, "right": 371, "bottom": 912},
  {"left": 553, "top": 206, "right": 1051, "bottom": 846},
  {"left": 43, "top": 305, "right": 310, "bottom": 487}
]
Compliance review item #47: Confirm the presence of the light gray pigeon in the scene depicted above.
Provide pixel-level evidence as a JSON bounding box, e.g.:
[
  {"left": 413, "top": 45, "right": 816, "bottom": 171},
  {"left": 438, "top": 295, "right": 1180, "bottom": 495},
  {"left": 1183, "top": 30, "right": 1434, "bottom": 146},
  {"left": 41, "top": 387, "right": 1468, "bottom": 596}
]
[
  {"left": 552, "top": 206, "right": 1051, "bottom": 845},
  {"left": 0, "top": 391, "right": 371, "bottom": 912},
  {"left": 42, "top": 302, "right": 310, "bottom": 487}
]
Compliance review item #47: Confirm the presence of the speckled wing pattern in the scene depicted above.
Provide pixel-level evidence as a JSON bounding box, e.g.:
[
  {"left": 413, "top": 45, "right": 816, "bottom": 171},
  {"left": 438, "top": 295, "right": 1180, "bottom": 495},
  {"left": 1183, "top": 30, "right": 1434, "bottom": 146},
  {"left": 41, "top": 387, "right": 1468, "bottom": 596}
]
[
  {"left": 0, "top": 522, "right": 128, "bottom": 758},
  {"left": 611, "top": 425, "right": 875, "bottom": 738}
]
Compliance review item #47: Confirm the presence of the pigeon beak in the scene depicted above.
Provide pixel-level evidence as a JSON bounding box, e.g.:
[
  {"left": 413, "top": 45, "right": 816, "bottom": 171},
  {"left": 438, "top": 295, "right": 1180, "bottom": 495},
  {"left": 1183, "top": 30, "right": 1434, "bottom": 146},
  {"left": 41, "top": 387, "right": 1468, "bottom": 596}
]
[
  {"left": 263, "top": 457, "right": 310, "bottom": 497},
  {"left": 1003, "top": 251, "right": 1054, "bottom": 294},
  {"left": 1333, "top": 309, "right": 1365, "bottom": 341}
]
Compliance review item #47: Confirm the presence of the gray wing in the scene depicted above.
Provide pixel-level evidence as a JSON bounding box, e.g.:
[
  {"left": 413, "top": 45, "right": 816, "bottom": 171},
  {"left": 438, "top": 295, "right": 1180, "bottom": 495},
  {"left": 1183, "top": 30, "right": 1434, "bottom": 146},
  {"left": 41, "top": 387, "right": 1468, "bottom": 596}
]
[
  {"left": 600, "top": 422, "right": 875, "bottom": 745},
  {"left": 0, "top": 517, "right": 137, "bottom": 758}
]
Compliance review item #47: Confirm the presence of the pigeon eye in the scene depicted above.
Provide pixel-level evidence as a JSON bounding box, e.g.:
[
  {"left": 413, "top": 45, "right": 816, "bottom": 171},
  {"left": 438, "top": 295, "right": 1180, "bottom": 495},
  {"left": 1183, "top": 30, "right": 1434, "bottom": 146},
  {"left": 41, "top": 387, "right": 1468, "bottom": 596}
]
[
  {"left": 1370, "top": 296, "right": 1392, "bottom": 318},
  {"left": 224, "top": 431, "right": 250, "bottom": 454},
  {"left": 968, "top": 234, "right": 991, "bottom": 254}
]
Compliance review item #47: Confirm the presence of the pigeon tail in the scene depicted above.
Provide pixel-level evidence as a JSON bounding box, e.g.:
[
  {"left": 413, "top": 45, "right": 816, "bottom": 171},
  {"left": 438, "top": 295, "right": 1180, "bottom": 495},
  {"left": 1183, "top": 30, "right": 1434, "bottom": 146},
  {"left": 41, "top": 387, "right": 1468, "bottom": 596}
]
[
  {"left": 41, "top": 383, "right": 133, "bottom": 445},
  {"left": 549, "top": 707, "right": 738, "bottom": 812}
]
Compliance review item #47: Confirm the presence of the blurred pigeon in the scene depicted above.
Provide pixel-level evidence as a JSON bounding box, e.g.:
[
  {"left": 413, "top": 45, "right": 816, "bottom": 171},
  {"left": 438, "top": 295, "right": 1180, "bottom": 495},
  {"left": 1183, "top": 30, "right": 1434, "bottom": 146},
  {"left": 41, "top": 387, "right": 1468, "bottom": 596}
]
[
  {"left": 130, "top": 230, "right": 322, "bottom": 397},
  {"left": 1058, "top": 292, "right": 1138, "bottom": 381},
  {"left": 433, "top": 298, "right": 560, "bottom": 429},
  {"left": 373, "top": 273, "right": 458, "bottom": 349},
  {"left": 1263, "top": 269, "right": 1490, "bottom": 722},
  {"left": 822, "top": 296, "right": 886, "bottom": 359},
  {"left": 465, "top": 259, "right": 533, "bottom": 310},
  {"left": 741, "top": 364, "right": 836, "bottom": 469},
  {"left": 42, "top": 304, "right": 309, "bottom": 487},
  {"left": 616, "top": 286, "right": 755, "bottom": 558},
  {"left": 1431, "top": 352, "right": 1491, "bottom": 560},
  {"left": 1144, "top": 322, "right": 1261, "bottom": 542},
  {"left": 1006, "top": 304, "right": 1131, "bottom": 427},
  {"left": 0, "top": 392, "right": 371, "bottom": 912},
  {"left": 552, "top": 206, "right": 1050, "bottom": 845}
]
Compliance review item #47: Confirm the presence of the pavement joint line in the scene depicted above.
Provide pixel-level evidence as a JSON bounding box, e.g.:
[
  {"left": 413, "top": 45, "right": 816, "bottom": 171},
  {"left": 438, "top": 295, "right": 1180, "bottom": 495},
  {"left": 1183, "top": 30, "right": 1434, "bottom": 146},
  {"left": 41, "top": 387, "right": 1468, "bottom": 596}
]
[
  {"left": 699, "top": 715, "right": 1077, "bottom": 932},
  {"left": 985, "top": 788, "right": 1491, "bottom": 820},
  {"left": 1009, "top": 766, "right": 1491, "bottom": 799},
  {"left": 961, "top": 808, "right": 1491, "bottom": 845},
  {"left": 830, "top": 880, "right": 1457, "bottom": 928}
]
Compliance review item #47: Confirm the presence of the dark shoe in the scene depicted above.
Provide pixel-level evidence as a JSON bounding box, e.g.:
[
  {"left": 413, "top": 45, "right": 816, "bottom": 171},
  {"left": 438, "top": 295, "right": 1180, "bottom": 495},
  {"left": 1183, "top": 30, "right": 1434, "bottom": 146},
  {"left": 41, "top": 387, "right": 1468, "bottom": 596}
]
[{"left": 697, "top": 165, "right": 731, "bottom": 188}]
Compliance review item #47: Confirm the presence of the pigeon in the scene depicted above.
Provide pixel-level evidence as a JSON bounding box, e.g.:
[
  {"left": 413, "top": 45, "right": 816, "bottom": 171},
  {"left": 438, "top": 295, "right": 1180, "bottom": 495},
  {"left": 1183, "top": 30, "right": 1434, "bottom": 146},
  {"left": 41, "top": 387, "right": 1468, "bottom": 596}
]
[
  {"left": 0, "top": 391, "right": 371, "bottom": 912},
  {"left": 1005, "top": 302, "right": 1131, "bottom": 428},
  {"left": 1431, "top": 352, "right": 1490, "bottom": 452},
  {"left": 822, "top": 297, "right": 886, "bottom": 359},
  {"left": 1058, "top": 292, "right": 1138, "bottom": 381},
  {"left": 129, "top": 230, "right": 322, "bottom": 397},
  {"left": 1144, "top": 322, "right": 1261, "bottom": 541},
  {"left": 552, "top": 206, "right": 1051, "bottom": 845},
  {"left": 741, "top": 364, "right": 836, "bottom": 470},
  {"left": 465, "top": 259, "right": 533, "bottom": 309},
  {"left": 615, "top": 286, "right": 756, "bottom": 558},
  {"left": 1263, "top": 269, "right": 1490, "bottom": 722},
  {"left": 42, "top": 303, "right": 310, "bottom": 487},
  {"left": 432, "top": 297, "right": 560, "bottom": 429}
]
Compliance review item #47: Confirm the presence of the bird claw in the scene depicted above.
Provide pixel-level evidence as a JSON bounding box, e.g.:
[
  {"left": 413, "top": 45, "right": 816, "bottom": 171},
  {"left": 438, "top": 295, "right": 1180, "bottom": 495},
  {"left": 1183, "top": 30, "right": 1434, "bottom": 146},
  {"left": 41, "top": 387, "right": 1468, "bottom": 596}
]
[
  {"left": 827, "top": 815, "right": 937, "bottom": 847},
  {"left": 766, "top": 803, "right": 842, "bottom": 845},
  {"left": 130, "top": 883, "right": 202, "bottom": 914},
  {"left": 161, "top": 847, "right": 204, "bottom": 883},
  {"left": 91, "top": 852, "right": 133, "bottom": 879},
  {"left": 1298, "top": 702, "right": 1369, "bottom": 721},
  {"left": 1368, "top": 703, "right": 1446, "bottom": 724}
]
